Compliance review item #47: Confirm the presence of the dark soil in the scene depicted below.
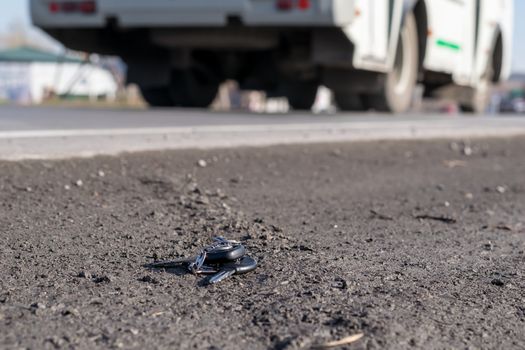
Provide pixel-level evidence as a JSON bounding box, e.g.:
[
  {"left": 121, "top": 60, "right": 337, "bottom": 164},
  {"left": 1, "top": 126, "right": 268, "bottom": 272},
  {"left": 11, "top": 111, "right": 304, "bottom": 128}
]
[{"left": 1, "top": 138, "right": 524, "bottom": 349}]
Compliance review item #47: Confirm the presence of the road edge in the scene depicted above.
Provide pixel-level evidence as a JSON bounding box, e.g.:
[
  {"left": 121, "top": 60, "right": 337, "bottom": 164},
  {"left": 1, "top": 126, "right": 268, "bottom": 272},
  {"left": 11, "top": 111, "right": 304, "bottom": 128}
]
[{"left": 1, "top": 119, "right": 525, "bottom": 160}]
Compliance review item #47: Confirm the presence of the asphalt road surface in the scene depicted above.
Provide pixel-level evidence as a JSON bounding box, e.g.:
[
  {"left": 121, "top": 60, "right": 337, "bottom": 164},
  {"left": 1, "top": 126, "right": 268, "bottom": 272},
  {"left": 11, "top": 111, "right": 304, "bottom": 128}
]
[
  {"left": 1, "top": 106, "right": 525, "bottom": 160},
  {"left": 1, "top": 135, "right": 524, "bottom": 349},
  {"left": 4, "top": 105, "right": 520, "bottom": 131}
]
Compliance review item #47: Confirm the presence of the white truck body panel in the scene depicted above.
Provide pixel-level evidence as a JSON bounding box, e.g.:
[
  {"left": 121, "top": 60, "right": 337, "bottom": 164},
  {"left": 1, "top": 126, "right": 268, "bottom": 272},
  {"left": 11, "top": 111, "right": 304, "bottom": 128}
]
[
  {"left": 424, "top": 0, "right": 467, "bottom": 76},
  {"left": 31, "top": 0, "right": 514, "bottom": 87},
  {"left": 344, "top": 0, "right": 404, "bottom": 72},
  {"left": 31, "top": 0, "right": 354, "bottom": 27},
  {"left": 424, "top": 0, "right": 513, "bottom": 86}
]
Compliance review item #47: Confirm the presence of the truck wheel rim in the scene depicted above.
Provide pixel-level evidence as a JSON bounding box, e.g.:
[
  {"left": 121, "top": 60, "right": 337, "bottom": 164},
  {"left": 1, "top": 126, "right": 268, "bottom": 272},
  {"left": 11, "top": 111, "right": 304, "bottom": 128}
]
[{"left": 393, "top": 27, "right": 412, "bottom": 95}]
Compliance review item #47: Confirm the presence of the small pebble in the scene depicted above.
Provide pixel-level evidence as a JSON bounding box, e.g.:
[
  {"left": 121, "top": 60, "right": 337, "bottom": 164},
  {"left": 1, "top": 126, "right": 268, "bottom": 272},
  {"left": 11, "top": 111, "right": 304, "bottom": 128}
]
[
  {"left": 496, "top": 186, "right": 506, "bottom": 194},
  {"left": 331, "top": 149, "right": 342, "bottom": 157},
  {"left": 98, "top": 170, "right": 105, "bottom": 177},
  {"left": 216, "top": 188, "right": 227, "bottom": 199},
  {"left": 332, "top": 278, "right": 347, "bottom": 290},
  {"left": 197, "top": 159, "right": 207, "bottom": 168},
  {"left": 47, "top": 336, "right": 65, "bottom": 348},
  {"left": 196, "top": 195, "right": 210, "bottom": 205},
  {"left": 113, "top": 341, "right": 124, "bottom": 348},
  {"left": 77, "top": 271, "right": 92, "bottom": 279},
  {"left": 127, "top": 328, "right": 139, "bottom": 335},
  {"left": 139, "top": 276, "right": 159, "bottom": 284},
  {"left": 64, "top": 184, "right": 71, "bottom": 190},
  {"left": 62, "top": 308, "right": 80, "bottom": 317},
  {"left": 463, "top": 146, "right": 473, "bottom": 156},
  {"left": 75, "top": 180, "right": 83, "bottom": 187},
  {"left": 31, "top": 302, "right": 46, "bottom": 309},
  {"left": 491, "top": 279, "right": 505, "bottom": 287},
  {"left": 93, "top": 275, "right": 111, "bottom": 284}
]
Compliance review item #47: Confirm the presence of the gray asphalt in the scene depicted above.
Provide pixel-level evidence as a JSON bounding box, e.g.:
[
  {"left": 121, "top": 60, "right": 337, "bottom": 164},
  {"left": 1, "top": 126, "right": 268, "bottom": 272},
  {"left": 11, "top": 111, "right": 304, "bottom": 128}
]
[
  {"left": 1, "top": 105, "right": 525, "bottom": 161},
  {"left": 0, "top": 105, "right": 401, "bottom": 131},
  {"left": 1, "top": 137, "right": 524, "bottom": 349},
  {"left": 0, "top": 105, "right": 523, "bottom": 131}
]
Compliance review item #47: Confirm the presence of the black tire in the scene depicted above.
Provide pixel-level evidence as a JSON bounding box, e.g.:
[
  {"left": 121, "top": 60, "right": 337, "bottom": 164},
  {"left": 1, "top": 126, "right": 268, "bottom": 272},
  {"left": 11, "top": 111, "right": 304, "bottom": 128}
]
[
  {"left": 364, "top": 13, "right": 419, "bottom": 113},
  {"left": 170, "top": 69, "right": 220, "bottom": 108},
  {"left": 140, "top": 86, "right": 174, "bottom": 107},
  {"left": 282, "top": 81, "right": 318, "bottom": 110},
  {"left": 139, "top": 69, "right": 219, "bottom": 108},
  {"left": 334, "top": 93, "right": 366, "bottom": 111}
]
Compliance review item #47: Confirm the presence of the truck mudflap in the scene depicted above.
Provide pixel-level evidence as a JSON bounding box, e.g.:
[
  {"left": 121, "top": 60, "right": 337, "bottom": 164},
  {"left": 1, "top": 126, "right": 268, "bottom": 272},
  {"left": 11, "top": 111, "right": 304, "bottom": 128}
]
[{"left": 31, "top": 0, "right": 355, "bottom": 28}]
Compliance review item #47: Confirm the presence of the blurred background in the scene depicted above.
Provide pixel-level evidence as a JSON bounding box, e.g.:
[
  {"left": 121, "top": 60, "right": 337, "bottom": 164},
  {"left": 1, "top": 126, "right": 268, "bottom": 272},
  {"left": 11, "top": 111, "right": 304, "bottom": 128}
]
[{"left": 0, "top": 0, "right": 524, "bottom": 113}]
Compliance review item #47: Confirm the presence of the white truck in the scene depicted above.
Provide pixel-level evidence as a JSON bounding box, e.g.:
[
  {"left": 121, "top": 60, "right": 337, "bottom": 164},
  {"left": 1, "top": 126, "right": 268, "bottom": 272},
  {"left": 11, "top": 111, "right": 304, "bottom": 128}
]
[{"left": 31, "top": 0, "right": 514, "bottom": 113}]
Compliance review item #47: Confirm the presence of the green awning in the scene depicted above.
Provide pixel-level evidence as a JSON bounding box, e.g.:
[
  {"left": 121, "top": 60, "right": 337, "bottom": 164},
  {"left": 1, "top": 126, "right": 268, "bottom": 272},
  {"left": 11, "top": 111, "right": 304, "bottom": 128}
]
[{"left": 0, "top": 47, "right": 84, "bottom": 63}]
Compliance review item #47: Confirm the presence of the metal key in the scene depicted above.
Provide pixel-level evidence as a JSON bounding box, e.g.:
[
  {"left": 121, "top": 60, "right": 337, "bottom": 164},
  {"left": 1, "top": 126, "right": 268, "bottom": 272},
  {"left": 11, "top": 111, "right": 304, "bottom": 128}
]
[
  {"left": 148, "top": 237, "right": 245, "bottom": 274},
  {"left": 188, "top": 237, "right": 245, "bottom": 273},
  {"left": 208, "top": 255, "right": 258, "bottom": 285},
  {"left": 147, "top": 257, "right": 217, "bottom": 274},
  {"left": 147, "top": 257, "right": 194, "bottom": 269}
]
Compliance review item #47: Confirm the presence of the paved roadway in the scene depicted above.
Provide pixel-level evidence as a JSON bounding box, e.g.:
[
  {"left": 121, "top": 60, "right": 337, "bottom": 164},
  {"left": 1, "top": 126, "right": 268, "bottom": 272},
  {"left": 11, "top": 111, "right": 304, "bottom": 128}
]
[{"left": 1, "top": 105, "right": 525, "bottom": 159}]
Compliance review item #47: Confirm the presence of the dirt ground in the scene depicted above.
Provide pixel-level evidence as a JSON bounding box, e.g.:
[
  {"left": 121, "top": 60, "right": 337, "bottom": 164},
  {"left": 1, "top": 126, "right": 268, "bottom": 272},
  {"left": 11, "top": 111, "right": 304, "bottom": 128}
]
[{"left": 1, "top": 138, "right": 524, "bottom": 350}]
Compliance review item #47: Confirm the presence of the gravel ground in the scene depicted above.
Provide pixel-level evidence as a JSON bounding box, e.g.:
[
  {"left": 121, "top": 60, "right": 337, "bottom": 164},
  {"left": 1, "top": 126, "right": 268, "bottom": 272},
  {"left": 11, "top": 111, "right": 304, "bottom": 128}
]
[{"left": 1, "top": 137, "right": 524, "bottom": 350}]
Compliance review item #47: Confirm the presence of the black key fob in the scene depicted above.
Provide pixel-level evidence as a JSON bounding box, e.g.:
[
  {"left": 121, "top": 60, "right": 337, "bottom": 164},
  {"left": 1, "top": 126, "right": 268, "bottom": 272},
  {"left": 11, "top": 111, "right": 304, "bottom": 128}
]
[
  {"left": 205, "top": 243, "right": 246, "bottom": 264},
  {"left": 220, "top": 255, "right": 257, "bottom": 274},
  {"left": 207, "top": 255, "right": 258, "bottom": 284}
]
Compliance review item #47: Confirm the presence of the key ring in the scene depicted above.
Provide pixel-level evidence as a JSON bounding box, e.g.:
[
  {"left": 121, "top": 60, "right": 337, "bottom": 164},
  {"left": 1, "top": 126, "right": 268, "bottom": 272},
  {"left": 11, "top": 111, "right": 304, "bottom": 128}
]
[
  {"left": 188, "top": 237, "right": 242, "bottom": 274},
  {"left": 148, "top": 236, "right": 256, "bottom": 284}
]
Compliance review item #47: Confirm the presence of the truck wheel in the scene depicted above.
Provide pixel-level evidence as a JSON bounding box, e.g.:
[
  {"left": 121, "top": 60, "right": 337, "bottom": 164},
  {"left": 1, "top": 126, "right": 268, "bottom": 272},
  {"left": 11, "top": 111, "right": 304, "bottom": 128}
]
[
  {"left": 140, "top": 86, "right": 174, "bottom": 107},
  {"left": 364, "top": 12, "right": 419, "bottom": 113},
  {"left": 459, "top": 80, "right": 490, "bottom": 114},
  {"left": 170, "top": 69, "right": 220, "bottom": 108},
  {"left": 334, "top": 93, "right": 366, "bottom": 111},
  {"left": 282, "top": 81, "right": 318, "bottom": 110},
  {"left": 460, "top": 67, "right": 493, "bottom": 114},
  {"left": 139, "top": 69, "right": 219, "bottom": 108}
]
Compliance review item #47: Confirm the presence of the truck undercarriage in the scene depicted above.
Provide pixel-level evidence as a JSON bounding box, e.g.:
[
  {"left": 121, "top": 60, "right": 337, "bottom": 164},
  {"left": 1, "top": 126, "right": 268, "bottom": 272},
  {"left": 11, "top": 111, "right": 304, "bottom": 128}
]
[{"left": 46, "top": 26, "right": 400, "bottom": 110}]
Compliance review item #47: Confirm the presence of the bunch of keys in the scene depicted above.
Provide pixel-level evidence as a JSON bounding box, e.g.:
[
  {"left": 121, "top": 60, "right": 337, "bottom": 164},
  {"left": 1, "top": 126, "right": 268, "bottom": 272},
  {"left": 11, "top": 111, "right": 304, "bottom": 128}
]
[{"left": 148, "top": 237, "right": 257, "bottom": 285}]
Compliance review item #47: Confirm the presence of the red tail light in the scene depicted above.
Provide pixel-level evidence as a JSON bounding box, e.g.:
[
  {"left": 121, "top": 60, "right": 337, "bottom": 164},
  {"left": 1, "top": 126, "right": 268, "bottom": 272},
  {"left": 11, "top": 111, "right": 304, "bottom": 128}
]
[
  {"left": 276, "top": 0, "right": 311, "bottom": 11},
  {"left": 276, "top": 0, "right": 294, "bottom": 10},
  {"left": 79, "top": 1, "right": 97, "bottom": 13},
  {"left": 297, "top": 0, "right": 311, "bottom": 10},
  {"left": 48, "top": 1, "right": 97, "bottom": 14},
  {"left": 49, "top": 2, "right": 60, "bottom": 13}
]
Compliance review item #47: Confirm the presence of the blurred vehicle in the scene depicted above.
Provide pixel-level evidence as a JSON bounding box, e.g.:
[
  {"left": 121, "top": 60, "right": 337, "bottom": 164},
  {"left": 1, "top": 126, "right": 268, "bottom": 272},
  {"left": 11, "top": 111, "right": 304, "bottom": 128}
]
[
  {"left": 500, "top": 97, "right": 525, "bottom": 113},
  {"left": 31, "top": 0, "right": 513, "bottom": 113},
  {"left": 515, "top": 99, "right": 525, "bottom": 113}
]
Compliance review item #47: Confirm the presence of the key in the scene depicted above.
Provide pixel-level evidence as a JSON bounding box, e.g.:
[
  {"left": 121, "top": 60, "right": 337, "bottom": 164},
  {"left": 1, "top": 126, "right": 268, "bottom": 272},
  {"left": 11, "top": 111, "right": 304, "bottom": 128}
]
[
  {"left": 150, "top": 238, "right": 246, "bottom": 273},
  {"left": 189, "top": 241, "right": 246, "bottom": 273},
  {"left": 148, "top": 258, "right": 219, "bottom": 275},
  {"left": 205, "top": 243, "right": 246, "bottom": 264},
  {"left": 208, "top": 255, "right": 257, "bottom": 285},
  {"left": 147, "top": 257, "right": 194, "bottom": 269}
]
